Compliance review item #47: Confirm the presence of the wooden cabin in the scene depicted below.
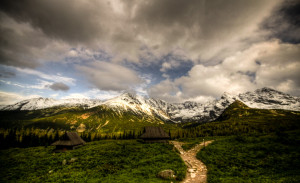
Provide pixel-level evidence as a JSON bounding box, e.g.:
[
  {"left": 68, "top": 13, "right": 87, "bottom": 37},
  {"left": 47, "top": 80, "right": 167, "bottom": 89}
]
[
  {"left": 51, "top": 132, "right": 86, "bottom": 152},
  {"left": 140, "top": 126, "right": 170, "bottom": 143}
]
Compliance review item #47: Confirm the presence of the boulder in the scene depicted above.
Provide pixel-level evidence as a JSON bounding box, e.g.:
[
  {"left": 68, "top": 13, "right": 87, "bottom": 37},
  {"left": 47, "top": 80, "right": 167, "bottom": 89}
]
[
  {"left": 68, "top": 157, "right": 78, "bottom": 164},
  {"left": 62, "top": 159, "right": 67, "bottom": 165},
  {"left": 157, "top": 169, "right": 176, "bottom": 180}
]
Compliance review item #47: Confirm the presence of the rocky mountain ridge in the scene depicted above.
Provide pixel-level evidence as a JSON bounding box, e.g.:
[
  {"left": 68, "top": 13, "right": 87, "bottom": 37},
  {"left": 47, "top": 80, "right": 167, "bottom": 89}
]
[{"left": 1, "top": 87, "right": 299, "bottom": 123}]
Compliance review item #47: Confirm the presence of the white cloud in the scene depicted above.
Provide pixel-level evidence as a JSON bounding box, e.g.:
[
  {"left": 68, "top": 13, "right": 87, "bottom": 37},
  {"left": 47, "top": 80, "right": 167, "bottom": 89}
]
[
  {"left": 50, "top": 93, "right": 59, "bottom": 98},
  {"left": 16, "top": 68, "right": 75, "bottom": 85},
  {"left": 61, "top": 93, "right": 89, "bottom": 99},
  {"left": 0, "top": 79, "right": 52, "bottom": 90},
  {"left": 160, "top": 60, "right": 181, "bottom": 72},
  {"left": 149, "top": 40, "right": 300, "bottom": 102},
  {"left": 76, "top": 61, "right": 142, "bottom": 91},
  {"left": 0, "top": 91, "right": 41, "bottom": 105},
  {"left": 61, "top": 89, "right": 121, "bottom": 100}
]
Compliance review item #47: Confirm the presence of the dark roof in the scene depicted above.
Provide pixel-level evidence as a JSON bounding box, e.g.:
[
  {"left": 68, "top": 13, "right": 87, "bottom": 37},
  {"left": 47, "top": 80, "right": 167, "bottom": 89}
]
[
  {"left": 51, "top": 132, "right": 86, "bottom": 146},
  {"left": 140, "top": 127, "right": 169, "bottom": 139}
]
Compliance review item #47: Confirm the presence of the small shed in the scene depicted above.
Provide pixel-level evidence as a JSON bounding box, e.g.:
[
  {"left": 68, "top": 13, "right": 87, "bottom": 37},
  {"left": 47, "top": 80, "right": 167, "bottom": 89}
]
[
  {"left": 51, "top": 132, "right": 86, "bottom": 152},
  {"left": 140, "top": 126, "right": 170, "bottom": 143}
]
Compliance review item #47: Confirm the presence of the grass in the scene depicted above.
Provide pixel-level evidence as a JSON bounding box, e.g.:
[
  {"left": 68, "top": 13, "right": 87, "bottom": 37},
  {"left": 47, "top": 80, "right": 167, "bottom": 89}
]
[
  {"left": 197, "top": 131, "right": 300, "bottom": 182},
  {"left": 178, "top": 137, "right": 217, "bottom": 151},
  {"left": 0, "top": 140, "right": 186, "bottom": 183},
  {"left": 1, "top": 100, "right": 300, "bottom": 182}
]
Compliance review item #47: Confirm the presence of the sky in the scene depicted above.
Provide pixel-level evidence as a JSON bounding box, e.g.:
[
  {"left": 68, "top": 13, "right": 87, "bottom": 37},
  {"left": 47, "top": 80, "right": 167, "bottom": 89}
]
[{"left": 0, "top": 0, "right": 300, "bottom": 105}]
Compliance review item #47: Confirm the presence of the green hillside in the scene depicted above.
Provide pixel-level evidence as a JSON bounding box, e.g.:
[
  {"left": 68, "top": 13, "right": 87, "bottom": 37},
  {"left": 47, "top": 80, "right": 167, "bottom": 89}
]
[
  {"left": 0, "top": 140, "right": 186, "bottom": 183},
  {"left": 1, "top": 100, "right": 299, "bottom": 182},
  {"left": 0, "top": 105, "right": 174, "bottom": 133},
  {"left": 194, "top": 101, "right": 300, "bottom": 182},
  {"left": 197, "top": 131, "right": 300, "bottom": 182},
  {"left": 185, "top": 100, "right": 300, "bottom": 137},
  {"left": 178, "top": 101, "right": 300, "bottom": 182}
]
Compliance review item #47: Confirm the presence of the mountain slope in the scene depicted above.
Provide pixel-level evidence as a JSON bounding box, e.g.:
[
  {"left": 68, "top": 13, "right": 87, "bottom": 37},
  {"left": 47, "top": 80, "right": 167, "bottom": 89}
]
[
  {"left": 187, "top": 100, "right": 300, "bottom": 136},
  {"left": 239, "top": 87, "right": 300, "bottom": 110},
  {"left": 0, "top": 87, "right": 299, "bottom": 125},
  {"left": 0, "top": 104, "right": 176, "bottom": 133},
  {"left": 167, "top": 87, "right": 300, "bottom": 123}
]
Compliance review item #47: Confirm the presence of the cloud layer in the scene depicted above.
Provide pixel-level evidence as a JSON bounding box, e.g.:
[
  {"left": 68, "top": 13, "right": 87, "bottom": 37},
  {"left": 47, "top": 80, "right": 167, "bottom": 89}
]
[
  {"left": 48, "top": 82, "right": 70, "bottom": 91},
  {"left": 0, "top": 0, "right": 283, "bottom": 65},
  {"left": 76, "top": 61, "right": 142, "bottom": 91},
  {"left": 0, "top": 0, "right": 299, "bottom": 104},
  {"left": 149, "top": 40, "right": 300, "bottom": 102},
  {"left": 0, "top": 91, "right": 40, "bottom": 105}
]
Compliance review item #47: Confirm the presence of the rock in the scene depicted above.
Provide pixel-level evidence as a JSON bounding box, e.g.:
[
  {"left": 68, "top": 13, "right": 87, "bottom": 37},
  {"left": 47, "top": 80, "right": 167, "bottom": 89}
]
[
  {"left": 68, "top": 157, "right": 78, "bottom": 164},
  {"left": 188, "top": 168, "right": 196, "bottom": 173},
  {"left": 62, "top": 159, "right": 67, "bottom": 165},
  {"left": 157, "top": 169, "right": 176, "bottom": 180}
]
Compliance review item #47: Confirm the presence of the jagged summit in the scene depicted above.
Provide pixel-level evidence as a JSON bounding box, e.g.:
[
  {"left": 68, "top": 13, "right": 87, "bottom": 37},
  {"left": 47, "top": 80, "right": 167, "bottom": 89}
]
[
  {"left": 220, "top": 92, "right": 235, "bottom": 99},
  {"left": 255, "top": 87, "right": 283, "bottom": 93},
  {"left": 0, "top": 87, "right": 299, "bottom": 123},
  {"left": 228, "top": 100, "right": 250, "bottom": 109},
  {"left": 119, "top": 92, "right": 136, "bottom": 99}
]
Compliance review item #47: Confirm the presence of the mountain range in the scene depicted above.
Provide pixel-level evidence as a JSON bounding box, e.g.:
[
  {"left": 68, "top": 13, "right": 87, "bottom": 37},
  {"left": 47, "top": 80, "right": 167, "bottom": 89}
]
[{"left": 1, "top": 87, "right": 299, "bottom": 125}]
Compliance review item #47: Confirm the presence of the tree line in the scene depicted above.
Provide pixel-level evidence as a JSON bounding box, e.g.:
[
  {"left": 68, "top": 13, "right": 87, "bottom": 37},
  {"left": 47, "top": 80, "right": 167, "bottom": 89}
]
[
  {"left": 0, "top": 128, "right": 146, "bottom": 149},
  {"left": 1, "top": 117, "right": 298, "bottom": 149}
]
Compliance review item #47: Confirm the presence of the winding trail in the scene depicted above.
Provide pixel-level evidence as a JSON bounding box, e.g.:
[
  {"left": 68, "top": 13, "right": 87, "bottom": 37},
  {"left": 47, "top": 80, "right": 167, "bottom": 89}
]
[{"left": 171, "top": 140, "right": 214, "bottom": 183}]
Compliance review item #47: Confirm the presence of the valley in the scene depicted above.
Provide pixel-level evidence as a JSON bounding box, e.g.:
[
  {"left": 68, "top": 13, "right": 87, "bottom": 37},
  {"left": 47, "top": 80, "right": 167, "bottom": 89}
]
[{"left": 0, "top": 87, "right": 299, "bottom": 182}]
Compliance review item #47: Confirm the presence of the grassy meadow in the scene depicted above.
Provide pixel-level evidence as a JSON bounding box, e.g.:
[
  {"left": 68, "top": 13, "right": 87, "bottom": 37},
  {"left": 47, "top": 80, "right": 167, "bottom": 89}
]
[
  {"left": 197, "top": 131, "right": 300, "bottom": 182},
  {"left": 1, "top": 101, "right": 300, "bottom": 182},
  {"left": 0, "top": 140, "right": 186, "bottom": 183},
  {"left": 177, "top": 101, "right": 300, "bottom": 182}
]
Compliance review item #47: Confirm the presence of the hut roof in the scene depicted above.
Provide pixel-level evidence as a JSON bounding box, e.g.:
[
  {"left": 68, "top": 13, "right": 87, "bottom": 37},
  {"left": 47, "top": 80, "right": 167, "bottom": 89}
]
[
  {"left": 140, "top": 127, "right": 170, "bottom": 139},
  {"left": 51, "top": 132, "right": 86, "bottom": 146}
]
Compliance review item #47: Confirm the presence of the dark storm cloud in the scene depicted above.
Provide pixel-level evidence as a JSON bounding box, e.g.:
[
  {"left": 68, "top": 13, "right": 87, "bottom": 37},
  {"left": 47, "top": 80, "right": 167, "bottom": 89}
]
[
  {"left": 133, "top": 0, "right": 281, "bottom": 61},
  {"left": 0, "top": 0, "right": 106, "bottom": 44},
  {"left": 48, "top": 82, "right": 70, "bottom": 91},
  {"left": 0, "top": 66, "right": 15, "bottom": 78},
  {"left": 0, "top": 16, "right": 43, "bottom": 68},
  {"left": 0, "top": 13, "right": 68, "bottom": 68},
  {"left": 262, "top": 0, "right": 300, "bottom": 43},
  {"left": 0, "top": 0, "right": 282, "bottom": 66},
  {"left": 0, "top": 71, "right": 15, "bottom": 78}
]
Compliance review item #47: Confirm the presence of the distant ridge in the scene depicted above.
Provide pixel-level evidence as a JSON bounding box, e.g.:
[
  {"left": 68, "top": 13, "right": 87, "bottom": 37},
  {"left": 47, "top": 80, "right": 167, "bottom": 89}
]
[{"left": 1, "top": 87, "right": 299, "bottom": 124}]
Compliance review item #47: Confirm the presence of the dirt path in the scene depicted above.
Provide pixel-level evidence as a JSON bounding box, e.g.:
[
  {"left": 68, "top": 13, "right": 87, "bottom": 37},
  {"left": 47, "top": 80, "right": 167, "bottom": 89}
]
[{"left": 171, "top": 140, "right": 214, "bottom": 183}]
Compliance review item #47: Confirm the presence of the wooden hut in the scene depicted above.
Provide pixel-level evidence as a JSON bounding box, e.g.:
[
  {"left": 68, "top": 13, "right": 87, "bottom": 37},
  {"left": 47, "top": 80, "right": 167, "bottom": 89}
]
[
  {"left": 140, "top": 126, "right": 170, "bottom": 143},
  {"left": 51, "top": 132, "right": 86, "bottom": 152}
]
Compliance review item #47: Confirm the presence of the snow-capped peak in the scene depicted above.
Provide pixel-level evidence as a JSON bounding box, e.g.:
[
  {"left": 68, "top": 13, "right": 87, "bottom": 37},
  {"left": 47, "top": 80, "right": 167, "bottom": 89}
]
[
  {"left": 255, "top": 87, "right": 282, "bottom": 94},
  {"left": 0, "top": 97, "right": 103, "bottom": 111},
  {"left": 103, "top": 93, "right": 170, "bottom": 120},
  {"left": 0, "top": 88, "right": 299, "bottom": 123}
]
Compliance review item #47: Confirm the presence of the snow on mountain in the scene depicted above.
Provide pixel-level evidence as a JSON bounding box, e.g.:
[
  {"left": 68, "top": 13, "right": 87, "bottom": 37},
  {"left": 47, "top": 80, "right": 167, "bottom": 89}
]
[
  {"left": 103, "top": 93, "right": 170, "bottom": 120},
  {"left": 0, "top": 97, "right": 103, "bottom": 110},
  {"left": 166, "top": 87, "right": 299, "bottom": 122},
  {"left": 1, "top": 87, "right": 299, "bottom": 123},
  {"left": 238, "top": 87, "right": 300, "bottom": 111},
  {"left": 167, "top": 92, "right": 237, "bottom": 123}
]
